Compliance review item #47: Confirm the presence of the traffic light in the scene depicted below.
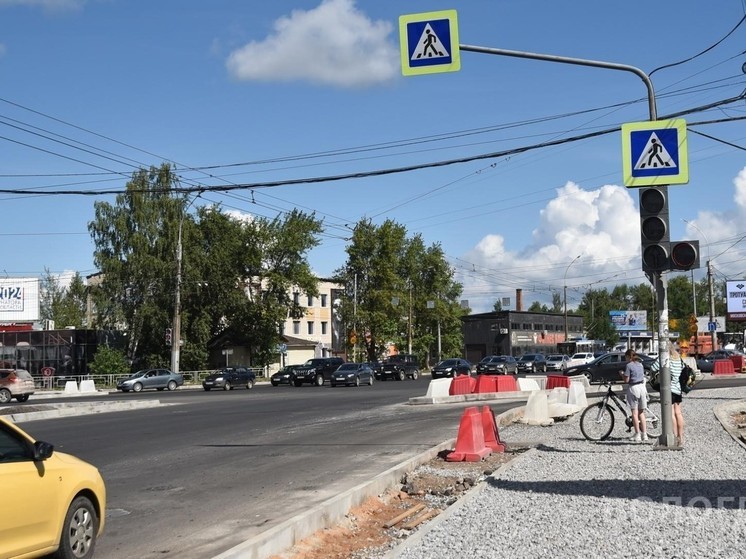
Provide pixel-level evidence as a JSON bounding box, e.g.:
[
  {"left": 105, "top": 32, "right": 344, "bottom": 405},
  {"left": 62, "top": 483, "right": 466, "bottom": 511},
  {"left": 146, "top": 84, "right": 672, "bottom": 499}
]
[
  {"left": 670, "top": 240, "right": 700, "bottom": 271},
  {"left": 638, "top": 186, "right": 670, "bottom": 272},
  {"left": 165, "top": 328, "right": 172, "bottom": 346}
]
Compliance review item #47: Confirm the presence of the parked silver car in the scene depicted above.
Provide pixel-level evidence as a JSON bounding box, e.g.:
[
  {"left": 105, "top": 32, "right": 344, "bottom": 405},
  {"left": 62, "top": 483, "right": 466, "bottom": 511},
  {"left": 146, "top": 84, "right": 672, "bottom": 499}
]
[
  {"left": 0, "top": 368, "right": 35, "bottom": 403},
  {"left": 117, "top": 368, "right": 183, "bottom": 392}
]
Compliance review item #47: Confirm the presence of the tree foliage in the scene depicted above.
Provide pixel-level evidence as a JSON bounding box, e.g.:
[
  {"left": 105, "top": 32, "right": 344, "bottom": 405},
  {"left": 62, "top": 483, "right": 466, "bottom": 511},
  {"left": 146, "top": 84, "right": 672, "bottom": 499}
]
[
  {"left": 88, "top": 164, "right": 323, "bottom": 369},
  {"left": 39, "top": 269, "right": 87, "bottom": 328},
  {"left": 334, "top": 219, "right": 464, "bottom": 366}
]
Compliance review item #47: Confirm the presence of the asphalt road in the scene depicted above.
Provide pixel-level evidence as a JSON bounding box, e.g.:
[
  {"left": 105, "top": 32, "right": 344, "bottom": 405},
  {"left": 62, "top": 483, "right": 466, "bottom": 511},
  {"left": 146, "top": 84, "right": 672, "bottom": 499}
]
[{"left": 18, "top": 378, "right": 522, "bottom": 559}]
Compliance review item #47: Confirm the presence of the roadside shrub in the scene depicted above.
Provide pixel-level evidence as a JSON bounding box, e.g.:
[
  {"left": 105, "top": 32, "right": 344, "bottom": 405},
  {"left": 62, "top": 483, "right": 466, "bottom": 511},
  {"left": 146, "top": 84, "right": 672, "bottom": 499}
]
[{"left": 88, "top": 346, "right": 130, "bottom": 378}]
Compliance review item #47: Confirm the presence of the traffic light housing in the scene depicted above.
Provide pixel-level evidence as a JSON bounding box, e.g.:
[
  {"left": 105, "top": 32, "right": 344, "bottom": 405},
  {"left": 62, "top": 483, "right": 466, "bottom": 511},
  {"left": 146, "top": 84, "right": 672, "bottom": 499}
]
[
  {"left": 638, "top": 186, "right": 670, "bottom": 272},
  {"left": 670, "top": 240, "right": 700, "bottom": 271},
  {"left": 165, "top": 328, "right": 173, "bottom": 346}
]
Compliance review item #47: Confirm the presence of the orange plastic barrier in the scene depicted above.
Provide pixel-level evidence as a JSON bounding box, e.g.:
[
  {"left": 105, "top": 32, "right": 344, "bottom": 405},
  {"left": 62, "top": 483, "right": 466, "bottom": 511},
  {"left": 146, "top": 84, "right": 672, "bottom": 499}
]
[
  {"left": 474, "top": 374, "right": 497, "bottom": 393},
  {"left": 546, "top": 375, "right": 570, "bottom": 389},
  {"left": 480, "top": 406, "right": 505, "bottom": 453},
  {"left": 495, "top": 375, "right": 518, "bottom": 392},
  {"left": 449, "top": 374, "right": 476, "bottom": 395},
  {"left": 729, "top": 354, "right": 746, "bottom": 373},
  {"left": 446, "top": 406, "right": 492, "bottom": 462},
  {"left": 713, "top": 359, "right": 736, "bottom": 375}
]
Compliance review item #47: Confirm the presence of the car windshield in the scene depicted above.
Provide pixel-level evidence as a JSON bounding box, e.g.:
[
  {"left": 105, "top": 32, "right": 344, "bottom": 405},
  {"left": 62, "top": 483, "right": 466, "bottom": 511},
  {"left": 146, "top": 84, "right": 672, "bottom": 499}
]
[
  {"left": 438, "top": 359, "right": 459, "bottom": 367},
  {"left": 519, "top": 355, "right": 538, "bottom": 361},
  {"left": 132, "top": 370, "right": 148, "bottom": 377},
  {"left": 547, "top": 356, "right": 564, "bottom": 362},
  {"left": 570, "top": 353, "right": 587, "bottom": 359},
  {"left": 490, "top": 357, "right": 508, "bottom": 362},
  {"left": 336, "top": 364, "right": 357, "bottom": 371}
]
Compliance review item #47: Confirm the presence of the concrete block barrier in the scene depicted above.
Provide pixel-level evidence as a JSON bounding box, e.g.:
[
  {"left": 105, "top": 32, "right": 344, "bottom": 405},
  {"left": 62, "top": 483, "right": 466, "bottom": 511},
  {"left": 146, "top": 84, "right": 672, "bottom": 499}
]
[
  {"left": 79, "top": 379, "right": 96, "bottom": 393},
  {"left": 63, "top": 381, "right": 80, "bottom": 394}
]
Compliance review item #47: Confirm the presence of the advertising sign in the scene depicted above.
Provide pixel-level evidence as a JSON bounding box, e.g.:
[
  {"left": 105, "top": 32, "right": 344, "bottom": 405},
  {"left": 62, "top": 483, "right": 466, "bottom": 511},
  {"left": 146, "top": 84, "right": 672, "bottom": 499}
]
[
  {"left": 696, "top": 316, "right": 725, "bottom": 333},
  {"left": 610, "top": 310, "right": 648, "bottom": 332},
  {"left": 726, "top": 280, "right": 746, "bottom": 321},
  {"left": 0, "top": 278, "right": 39, "bottom": 322}
]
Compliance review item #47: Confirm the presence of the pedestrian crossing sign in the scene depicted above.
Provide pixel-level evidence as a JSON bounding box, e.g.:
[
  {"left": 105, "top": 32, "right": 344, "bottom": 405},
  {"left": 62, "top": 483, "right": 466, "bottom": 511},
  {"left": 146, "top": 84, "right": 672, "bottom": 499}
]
[
  {"left": 621, "top": 119, "right": 688, "bottom": 187},
  {"left": 399, "top": 10, "right": 460, "bottom": 76}
]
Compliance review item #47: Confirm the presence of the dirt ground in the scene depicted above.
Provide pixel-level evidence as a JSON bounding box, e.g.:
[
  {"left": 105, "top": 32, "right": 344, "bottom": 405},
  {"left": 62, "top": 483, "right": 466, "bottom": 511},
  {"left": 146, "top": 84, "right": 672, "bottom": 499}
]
[{"left": 268, "top": 446, "right": 527, "bottom": 559}]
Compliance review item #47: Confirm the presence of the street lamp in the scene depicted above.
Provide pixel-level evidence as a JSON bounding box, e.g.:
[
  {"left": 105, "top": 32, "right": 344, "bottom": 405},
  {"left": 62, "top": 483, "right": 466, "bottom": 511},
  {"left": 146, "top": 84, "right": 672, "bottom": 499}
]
[
  {"left": 171, "top": 193, "right": 200, "bottom": 375},
  {"left": 564, "top": 255, "right": 582, "bottom": 340}
]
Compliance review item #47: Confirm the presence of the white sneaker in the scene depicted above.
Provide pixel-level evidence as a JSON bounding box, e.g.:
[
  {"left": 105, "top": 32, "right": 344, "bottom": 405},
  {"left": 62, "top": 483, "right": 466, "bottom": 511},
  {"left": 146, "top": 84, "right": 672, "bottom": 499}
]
[
  {"left": 641, "top": 433, "right": 649, "bottom": 442},
  {"left": 630, "top": 433, "right": 641, "bottom": 442}
]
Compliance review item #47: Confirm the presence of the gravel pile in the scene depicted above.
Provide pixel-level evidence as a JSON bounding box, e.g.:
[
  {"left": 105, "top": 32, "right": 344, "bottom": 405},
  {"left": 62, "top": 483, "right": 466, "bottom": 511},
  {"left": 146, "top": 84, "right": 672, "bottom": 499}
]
[{"left": 391, "top": 385, "right": 746, "bottom": 559}]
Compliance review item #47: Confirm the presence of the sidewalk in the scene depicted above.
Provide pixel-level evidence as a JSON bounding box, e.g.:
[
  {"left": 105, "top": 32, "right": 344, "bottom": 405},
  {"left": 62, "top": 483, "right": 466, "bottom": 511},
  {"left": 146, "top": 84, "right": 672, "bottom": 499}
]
[{"left": 387, "top": 384, "right": 746, "bottom": 559}]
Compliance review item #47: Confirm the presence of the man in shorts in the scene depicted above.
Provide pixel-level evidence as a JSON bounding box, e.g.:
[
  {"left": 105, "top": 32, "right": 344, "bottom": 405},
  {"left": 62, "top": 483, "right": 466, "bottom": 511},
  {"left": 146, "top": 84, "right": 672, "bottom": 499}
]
[{"left": 620, "top": 349, "right": 648, "bottom": 442}]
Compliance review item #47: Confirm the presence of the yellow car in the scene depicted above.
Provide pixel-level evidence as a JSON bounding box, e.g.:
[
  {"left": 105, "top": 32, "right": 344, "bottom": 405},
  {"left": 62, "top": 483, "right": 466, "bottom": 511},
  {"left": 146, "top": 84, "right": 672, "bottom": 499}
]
[{"left": 0, "top": 417, "right": 106, "bottom": 559}]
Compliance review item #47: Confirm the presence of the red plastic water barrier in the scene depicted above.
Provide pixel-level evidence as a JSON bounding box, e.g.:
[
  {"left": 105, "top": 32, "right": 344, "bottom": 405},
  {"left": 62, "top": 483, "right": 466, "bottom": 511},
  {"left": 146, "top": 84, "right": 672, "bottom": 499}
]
[
  {"left": 546, "top": 375, "right": 570, "bottom": 389},
  {"left": 495, "top": 375, "right": 518, "bottom": 392},
  {"left": 480, "top": 406, "right": 505, "bottom": 453},
  {"left": 449, "top": 374, "right": 476, "bottom": 395},
  {"left": 474, "top": 374, "right": 497, "bottom": 393},
  {"left": 729, "top": 354, "right": 746, "bottom": 373},
  {"left": 446, "top": 406, "right": 492, "bottom": 462},
  {"left": 713, "top": 359, "right": 736, "bottom": 375}
]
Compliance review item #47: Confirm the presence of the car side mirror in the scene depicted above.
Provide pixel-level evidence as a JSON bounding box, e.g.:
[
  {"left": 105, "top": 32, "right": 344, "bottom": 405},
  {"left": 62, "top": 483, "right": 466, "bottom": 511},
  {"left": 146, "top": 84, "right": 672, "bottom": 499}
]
[{"left": 33, "top": 440, "right": 54, "bottom": 461}]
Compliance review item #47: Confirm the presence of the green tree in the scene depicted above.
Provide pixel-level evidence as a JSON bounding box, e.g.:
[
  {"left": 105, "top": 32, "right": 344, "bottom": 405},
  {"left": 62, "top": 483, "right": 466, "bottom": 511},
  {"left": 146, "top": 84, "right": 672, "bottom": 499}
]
[
  {"left": 39, "top": 269, "right": 87, "bottom": 328},
  {"left": 527, "top": 301, "right": 549, "bottom": 312},
  {"left": 88, "top": 346, "right": 130, "bottom": 378},
  {"left": 492, "top": 299, "right": 502, "bottom": 312},
  {"left": 335, "top": 219, "right": 464, "bottom": 365}
]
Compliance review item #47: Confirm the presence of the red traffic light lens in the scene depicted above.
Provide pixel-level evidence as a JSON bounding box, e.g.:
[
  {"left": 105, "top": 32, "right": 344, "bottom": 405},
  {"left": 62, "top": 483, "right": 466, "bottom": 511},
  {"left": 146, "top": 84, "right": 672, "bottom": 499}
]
[{"left": 671, "top": 242, "right": 697, "bottom": 269}]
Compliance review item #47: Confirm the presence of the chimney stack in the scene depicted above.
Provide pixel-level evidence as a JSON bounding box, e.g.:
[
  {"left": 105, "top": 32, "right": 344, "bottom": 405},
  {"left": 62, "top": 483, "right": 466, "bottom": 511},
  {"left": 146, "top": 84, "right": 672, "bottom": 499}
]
[{"left": 516, "top": 289, "right": 523, "bottom": 312}]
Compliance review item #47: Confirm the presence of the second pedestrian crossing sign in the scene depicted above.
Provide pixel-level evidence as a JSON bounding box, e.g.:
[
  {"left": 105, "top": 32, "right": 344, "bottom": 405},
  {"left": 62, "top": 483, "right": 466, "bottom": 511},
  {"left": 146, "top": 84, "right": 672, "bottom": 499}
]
[
  {"left": 622, "top": 119, "right": 689, "bottom": 187},
  {"left": 400, "top": 10, "right": 460, "bottom": 76}
]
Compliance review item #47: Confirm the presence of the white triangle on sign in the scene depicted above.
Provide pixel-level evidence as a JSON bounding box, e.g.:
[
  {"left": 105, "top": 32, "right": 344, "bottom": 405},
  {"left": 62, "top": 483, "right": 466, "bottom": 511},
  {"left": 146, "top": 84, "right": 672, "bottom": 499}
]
[
  {"left": 633, "top": 132, "right": 677, "bottom": 170},
  {"left": 411, "top": 23, "right": 450, "bottom": 61}
]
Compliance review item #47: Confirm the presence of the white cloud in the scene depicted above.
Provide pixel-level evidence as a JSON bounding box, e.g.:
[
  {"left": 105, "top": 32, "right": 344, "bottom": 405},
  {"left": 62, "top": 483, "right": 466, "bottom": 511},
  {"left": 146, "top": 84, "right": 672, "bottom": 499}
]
[
  {"left": 461, "top": 167, "right": 746, "bottom": 312},
  {"left": 460, "top": 181, "right": 642, "bottom": 312},
  {"left": 226, "top": 0, "right": 399, "bottom": 88}
]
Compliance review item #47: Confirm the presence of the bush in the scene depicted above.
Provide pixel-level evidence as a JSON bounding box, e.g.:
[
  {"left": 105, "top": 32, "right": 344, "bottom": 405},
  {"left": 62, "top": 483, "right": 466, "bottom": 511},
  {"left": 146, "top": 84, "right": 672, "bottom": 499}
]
[{"left": 88, "top": 346, "right": 130, "bottom": 377}]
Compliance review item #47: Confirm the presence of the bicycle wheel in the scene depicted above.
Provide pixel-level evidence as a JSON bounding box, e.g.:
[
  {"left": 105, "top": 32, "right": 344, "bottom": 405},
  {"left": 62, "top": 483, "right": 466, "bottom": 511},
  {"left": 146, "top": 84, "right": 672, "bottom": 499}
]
[
  {"left": 643, "top": 399, "right": 662, "bottom": 439},
  {"left": 580, "top": 402, "right": 616, "bottom": 441}
]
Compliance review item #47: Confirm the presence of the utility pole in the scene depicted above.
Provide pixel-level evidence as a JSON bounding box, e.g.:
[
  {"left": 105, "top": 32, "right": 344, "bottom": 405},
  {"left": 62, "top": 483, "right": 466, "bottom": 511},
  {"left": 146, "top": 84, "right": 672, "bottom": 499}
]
[
  {"left": 708, "top": 260, "right": 717, "bottom": 352},
  {"left": 407, "top": 284, "right": 413, "bottom": 355}
]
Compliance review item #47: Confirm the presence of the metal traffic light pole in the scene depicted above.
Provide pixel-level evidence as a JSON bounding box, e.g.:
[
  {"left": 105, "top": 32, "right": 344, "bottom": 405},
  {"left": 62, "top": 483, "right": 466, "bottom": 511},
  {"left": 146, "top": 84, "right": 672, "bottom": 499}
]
[{"left": 460, "top": 44, "right": 676, "bottom": 447}]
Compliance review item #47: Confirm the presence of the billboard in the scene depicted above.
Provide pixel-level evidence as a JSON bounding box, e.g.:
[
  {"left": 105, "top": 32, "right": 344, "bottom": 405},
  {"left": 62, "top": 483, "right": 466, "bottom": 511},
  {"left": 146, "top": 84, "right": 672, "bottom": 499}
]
[
  {"left": 610, "top": 310, "right": 648, "bottom": 332},
  {"left": 726, "top": 280, "right": 746, "bottom": 321},
  {"left": 0, "top": 278, "right": 40, "bottom": 322}
]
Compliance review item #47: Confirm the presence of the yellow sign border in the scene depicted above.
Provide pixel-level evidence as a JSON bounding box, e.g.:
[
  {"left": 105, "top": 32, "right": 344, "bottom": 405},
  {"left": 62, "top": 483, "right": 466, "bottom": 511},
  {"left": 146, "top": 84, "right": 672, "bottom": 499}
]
[
  {"left": 399, "top": 10, "right": 460, "bottom": 76},
  {"left": 621, "top": 118, "right": 689, "bottom": 187}
]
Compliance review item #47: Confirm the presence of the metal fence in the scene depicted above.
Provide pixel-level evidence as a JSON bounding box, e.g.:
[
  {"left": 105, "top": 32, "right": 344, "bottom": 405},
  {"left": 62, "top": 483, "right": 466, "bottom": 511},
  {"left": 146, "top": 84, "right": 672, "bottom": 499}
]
[{"left": 32, "top": 368, "right": 266, "bottom": 390}]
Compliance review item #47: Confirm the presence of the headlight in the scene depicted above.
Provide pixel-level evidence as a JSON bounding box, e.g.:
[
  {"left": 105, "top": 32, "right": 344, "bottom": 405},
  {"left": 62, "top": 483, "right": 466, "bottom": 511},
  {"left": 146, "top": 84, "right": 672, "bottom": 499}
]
[
  {"left": 445, "top": 367, "right": 453, "bottom": 372},
  {"left": 215, "top": 377, "right": 224, "bottom": 381},
  {"left": 347, "top": 373, "right": 355, "bottom": 378}
]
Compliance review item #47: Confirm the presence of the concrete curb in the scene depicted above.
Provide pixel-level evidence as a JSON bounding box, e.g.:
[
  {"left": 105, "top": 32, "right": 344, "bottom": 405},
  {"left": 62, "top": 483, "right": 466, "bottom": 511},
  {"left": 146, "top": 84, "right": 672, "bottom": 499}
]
[
  {"left": 211, "top": 406, "right": 526, "bottom": 559},
  {"left": 6, "top": 400, "right": 166, "bottom": 423},
  {"left": 713, "top": 400, "right": 746, "bottom": 452},
  {"left": 211, "top": 438, "right": 458, "bottom": 559}
]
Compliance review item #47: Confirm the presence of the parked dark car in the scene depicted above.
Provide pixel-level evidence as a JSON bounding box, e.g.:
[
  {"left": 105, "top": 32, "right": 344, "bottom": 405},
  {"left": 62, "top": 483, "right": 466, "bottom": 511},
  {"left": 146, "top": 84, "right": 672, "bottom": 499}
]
[
  {"left": 202, "top": 366, "right": 256, "bottom": 391},
  {"left": 331, "top": 362, "right": 374, "bottom": 387},
  {"left": 696, "top": 350, "right": 740, "bottom": 373},
  {"left": 564, "top": 351, "right": 654, "bottom": 384},
  {"left": 271, "top": 365, "right": 300, "bottom": 386},
  {"left": 376, "top": 353, "right": 420, "bottom": 381},
  {"left": 431, "top": 358, "right": 471, "bottom": 379},
  {"left": 292, "top": 357, "right": 345, "bottom": 386},
  {"left": 545, "top": 354, "right": 571, "bottom": 372},
  {"left": 476, "top": 355, "right": 517, "bottom": 375},
  {"left": 117, "top": 368, "right": 184, "bottom": 392},
  {"left": 516, "top": 354, "right": 547, "bottom": 373}
]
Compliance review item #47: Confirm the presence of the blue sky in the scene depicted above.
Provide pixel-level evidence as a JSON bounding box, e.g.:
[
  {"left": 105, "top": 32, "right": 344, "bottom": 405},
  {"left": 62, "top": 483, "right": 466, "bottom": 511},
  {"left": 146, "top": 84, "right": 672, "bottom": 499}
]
[{"left": 1, "top": 0, "right": 745, "bottom": 313}]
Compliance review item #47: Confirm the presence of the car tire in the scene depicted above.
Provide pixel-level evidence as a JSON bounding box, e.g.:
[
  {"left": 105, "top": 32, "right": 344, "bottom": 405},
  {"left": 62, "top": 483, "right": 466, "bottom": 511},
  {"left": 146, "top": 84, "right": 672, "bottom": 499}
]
[
  {"left": 397, "top": 370, "right": 406, "bottom": 381},
  {"left": 0, "top": 389, "right": 13, "bottom": 403},
  {"left": 583, "top": 371, "right": 593, "bottom": 382},
  {"left": 203, "top": 387, "right": 211, "bottom": 391},
  {"left": 271, "top": 381, "right": 279, "bottom": 387},
  {"left": 410, "top": 369, "right": 419, "bottom": 380},
  {"left": 15, "top": 394, "right": 30, "bottom": 403},
  {"left": 355, "top": 376, "right": 360, "bottom": 387},
  {"left": 314, "top": 375, "right": 324, "bottom": 387},
  {"left": 56, "top": 495, "right": 99, "bottom": 559},
  {"left": 293, "top": 379, "right": 303, "bottom": 387},
  {"left": 246, "top": 379, "right": 254, "bottom": 390},
  {"left": 368, "top": 375, "right": 374, "bottom": 386},
  {"left": 133, "top": 382, "right": 143, "bottom": 393},
  {"left": 223, "top": 381, "right": 232, "bottom": 391},
  {"left": 167, "top": 380, "right": 177, "bottom": 391}
]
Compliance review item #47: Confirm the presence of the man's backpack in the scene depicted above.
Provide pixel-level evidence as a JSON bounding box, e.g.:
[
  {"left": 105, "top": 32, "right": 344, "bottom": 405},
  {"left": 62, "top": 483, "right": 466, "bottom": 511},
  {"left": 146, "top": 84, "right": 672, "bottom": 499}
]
[{"left": 679, "top": 361, "right": 696, "bottom": 394}]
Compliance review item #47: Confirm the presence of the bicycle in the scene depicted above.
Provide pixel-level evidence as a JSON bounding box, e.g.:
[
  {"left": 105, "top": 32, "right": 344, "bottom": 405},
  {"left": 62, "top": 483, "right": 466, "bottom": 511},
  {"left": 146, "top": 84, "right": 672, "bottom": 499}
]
[{"left": 579, "top": 381, "right": 661, "bottom": 441}]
